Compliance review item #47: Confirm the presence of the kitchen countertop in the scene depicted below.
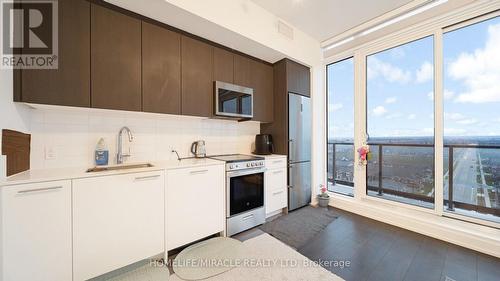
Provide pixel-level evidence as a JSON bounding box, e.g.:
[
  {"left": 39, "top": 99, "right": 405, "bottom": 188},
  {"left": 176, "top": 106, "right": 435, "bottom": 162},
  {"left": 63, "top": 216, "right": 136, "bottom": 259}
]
[
  {"left": 0, "top": 158, "right": 225, "bottom": 187},
  {"left": 252, "top": 154, "right": 287, "bottom": 159}
]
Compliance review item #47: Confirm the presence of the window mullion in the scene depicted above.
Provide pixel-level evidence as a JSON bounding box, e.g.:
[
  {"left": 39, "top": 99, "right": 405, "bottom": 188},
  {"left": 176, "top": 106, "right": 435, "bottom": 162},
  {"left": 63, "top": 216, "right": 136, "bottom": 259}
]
[{"left": 434, "top": 29, "right": 444, "bottom": 216}]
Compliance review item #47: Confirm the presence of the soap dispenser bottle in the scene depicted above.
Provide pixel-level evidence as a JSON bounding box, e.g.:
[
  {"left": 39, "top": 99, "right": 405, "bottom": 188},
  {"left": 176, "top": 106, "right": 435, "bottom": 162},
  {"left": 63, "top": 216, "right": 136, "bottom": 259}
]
[{"left": 95, "top": 138, "right": 109, "bottom": 166}]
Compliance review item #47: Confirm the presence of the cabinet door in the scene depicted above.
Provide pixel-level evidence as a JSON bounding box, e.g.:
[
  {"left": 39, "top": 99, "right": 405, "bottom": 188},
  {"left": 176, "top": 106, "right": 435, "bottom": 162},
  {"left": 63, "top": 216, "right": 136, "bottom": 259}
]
[
  {"left": 233, "top": 54, "right": 253, "bottom": 88},
  {"left": 213, "top": 47, "right": 234, "bottom": 83},
  {"left": 19, "top": 0, "right": 90, "bottom": 107},
  {"left": 253, "top": 61, "right": 274, "bottom": 122},
  {"left": 73, "top": 171, "right": 165, "bottom": 281},
  {"left": 286, "top": 60, "right": 310, "bottom": 97},
  {"left": 142, "top": 21, "right": 181, "bottom": 114},
  {"left": 91, "top": 4, "right": 142, "bottom": 111},
  {"left": 181, "top": 36, "right": 213, "bottom": 117},
  {"left": 166, "top": 165, "right": 225, "bottom": 250},
  {"left": 2, "top": 181, "right": 72, "bottom": 281},
  {"left": 265, "top": 168, "right": 287, "bottom": 216}
]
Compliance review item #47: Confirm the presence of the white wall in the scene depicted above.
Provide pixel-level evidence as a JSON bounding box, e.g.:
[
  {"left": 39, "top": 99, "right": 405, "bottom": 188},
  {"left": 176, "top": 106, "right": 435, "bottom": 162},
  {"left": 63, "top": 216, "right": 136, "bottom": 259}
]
[
  {"left": 0, "top": 69, "right": 31, "bottom": 150},
  {"left": 28, "top": 106, "right": 259, "bottom": 169}
]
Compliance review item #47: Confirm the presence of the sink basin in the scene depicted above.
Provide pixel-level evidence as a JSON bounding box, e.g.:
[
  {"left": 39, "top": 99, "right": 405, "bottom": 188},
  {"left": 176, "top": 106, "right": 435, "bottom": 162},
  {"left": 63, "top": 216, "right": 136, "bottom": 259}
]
[{"left": 86, "top": 163, "right": 154, "bottom": 173}]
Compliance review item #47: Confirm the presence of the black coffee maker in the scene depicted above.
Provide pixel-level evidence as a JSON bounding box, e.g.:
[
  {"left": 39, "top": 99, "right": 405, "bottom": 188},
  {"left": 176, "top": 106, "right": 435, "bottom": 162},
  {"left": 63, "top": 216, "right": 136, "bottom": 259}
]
[{"left": 254, "top": 134, "right": 274, "bottom": 155}]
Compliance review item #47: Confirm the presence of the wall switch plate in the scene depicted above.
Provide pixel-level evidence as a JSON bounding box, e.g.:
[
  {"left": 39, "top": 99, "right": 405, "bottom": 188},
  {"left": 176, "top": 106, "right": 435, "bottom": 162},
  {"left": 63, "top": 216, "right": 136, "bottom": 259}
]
[{"left": 45, "top": 146, "right": 56, "bottom": 160}]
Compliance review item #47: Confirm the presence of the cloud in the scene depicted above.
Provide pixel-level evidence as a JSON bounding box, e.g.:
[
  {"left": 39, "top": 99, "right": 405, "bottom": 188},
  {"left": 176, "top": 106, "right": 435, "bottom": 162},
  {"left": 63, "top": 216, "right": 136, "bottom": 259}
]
[
  {"left": 444, "top": 112, "right": 466, "bottom": 121},
  {"left": 449, "top": 23, "right": 500, "bottom": 103},
  {"left": 427, "top": 90, "right": 455, "bottom": 101},
  {"left": 456, "top": 118, "right": 478, "bottom": 125},
  {"left": 408, "top": 114, "right": 416, "bottom": 120},
  {"left": 444, "top": 128, "right": 467, "bottom": 135},
  {"left": 385, "top": 97, "right": 397, "bottom": 104},
  {"left": 367, "top": 57, "right": 411, "bottom": 83},
  {"left": 329, "top": 103, "right": 343, "bottom": 112},
  {"left": 444, "top": 112, "right": 478, "bottom": 125},
  {"left": 416, "top": 61, "right": 433, "bottom": 83},
  {"left": 372, "top": 106, "right": 387, "bottom": 117},
  {"left": 385, "top": 113, "right": 402, "bottom": 119}
]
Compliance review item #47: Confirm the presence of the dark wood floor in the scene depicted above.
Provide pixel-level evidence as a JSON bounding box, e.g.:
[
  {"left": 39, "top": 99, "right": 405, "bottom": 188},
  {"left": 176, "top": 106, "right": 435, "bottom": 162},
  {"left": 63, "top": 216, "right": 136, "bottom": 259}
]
[{"left": 297, "top": 208, "right": 500, "bottom": 281}]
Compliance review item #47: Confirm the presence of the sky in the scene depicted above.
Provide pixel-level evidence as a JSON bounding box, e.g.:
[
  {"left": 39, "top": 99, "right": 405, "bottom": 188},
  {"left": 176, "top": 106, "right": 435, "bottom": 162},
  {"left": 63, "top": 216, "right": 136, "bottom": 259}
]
[{"left": 328, "top": 15, "right": 500, "bottom": 140}]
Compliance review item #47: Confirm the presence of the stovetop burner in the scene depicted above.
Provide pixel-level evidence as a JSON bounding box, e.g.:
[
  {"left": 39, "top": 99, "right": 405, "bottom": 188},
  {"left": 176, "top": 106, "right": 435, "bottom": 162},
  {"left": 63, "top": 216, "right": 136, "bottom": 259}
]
[
  {"left": 208, "top": 154, "right": 265, "bottom": 171},
  {"left": 208, "top": 154, "right": 264, "bottom": 163}
]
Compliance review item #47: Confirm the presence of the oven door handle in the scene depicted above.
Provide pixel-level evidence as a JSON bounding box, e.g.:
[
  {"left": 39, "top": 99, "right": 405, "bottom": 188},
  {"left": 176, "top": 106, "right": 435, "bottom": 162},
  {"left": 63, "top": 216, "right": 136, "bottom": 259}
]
[{"left": 227, "top": 168, "right": 267, "bottom": 177}]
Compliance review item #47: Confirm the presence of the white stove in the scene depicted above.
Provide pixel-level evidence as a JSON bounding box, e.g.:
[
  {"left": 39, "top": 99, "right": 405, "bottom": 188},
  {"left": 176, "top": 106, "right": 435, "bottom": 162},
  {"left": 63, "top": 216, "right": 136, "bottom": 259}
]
[{"left": 208, "top": 154, "right": 266, "bottom": 236}]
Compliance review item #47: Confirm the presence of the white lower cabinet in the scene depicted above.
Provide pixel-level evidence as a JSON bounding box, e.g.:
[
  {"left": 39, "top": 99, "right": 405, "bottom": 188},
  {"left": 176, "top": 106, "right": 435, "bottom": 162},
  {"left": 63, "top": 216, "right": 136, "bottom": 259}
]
[
  {"left": 72, "top": 171, "right": 165, "bottom": 281},
  {"left": 265, "top": 157, "right": 288, "bottom": 217},
  {"left": 166, "top": 165, "right": 225, "bottom": 251},
  {"left": 1, "top": 180, "right": 72, "bottom": 281}
]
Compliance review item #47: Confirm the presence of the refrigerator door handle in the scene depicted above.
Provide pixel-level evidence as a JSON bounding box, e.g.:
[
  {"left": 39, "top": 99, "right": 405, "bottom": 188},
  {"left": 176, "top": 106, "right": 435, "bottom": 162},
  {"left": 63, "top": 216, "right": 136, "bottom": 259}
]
[{"left": 288, "top": 139, "right": 294, "bottom": 163}]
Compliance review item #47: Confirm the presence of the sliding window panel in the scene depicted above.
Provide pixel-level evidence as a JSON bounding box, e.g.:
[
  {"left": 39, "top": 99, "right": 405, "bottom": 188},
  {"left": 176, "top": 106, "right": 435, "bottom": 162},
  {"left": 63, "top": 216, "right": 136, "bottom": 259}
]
[
  {"left": 327, "top": 58, "right": 355, "bottom": 196},
  {"left": 366, "top": 36, "right": 435, "bottom": 208},
  {"left": 443, "top": 16, "right": 500, "bottom": 223}
]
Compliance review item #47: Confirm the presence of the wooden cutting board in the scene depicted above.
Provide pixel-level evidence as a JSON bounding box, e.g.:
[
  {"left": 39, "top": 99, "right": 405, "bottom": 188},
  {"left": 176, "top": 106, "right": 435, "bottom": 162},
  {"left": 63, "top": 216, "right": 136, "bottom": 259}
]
[{"left": 2, "top": 129, "right": 30, "bottom": 176}]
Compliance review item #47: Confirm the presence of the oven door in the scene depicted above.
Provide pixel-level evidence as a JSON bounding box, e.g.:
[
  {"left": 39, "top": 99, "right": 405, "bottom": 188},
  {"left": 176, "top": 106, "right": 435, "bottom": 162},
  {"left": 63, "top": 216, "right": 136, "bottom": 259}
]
[
  {"left": 227, "top": 168, "right": 265, "bottom": 217},
  {"left": 215, "top": 81, "right": 253, "bottom": 118}
]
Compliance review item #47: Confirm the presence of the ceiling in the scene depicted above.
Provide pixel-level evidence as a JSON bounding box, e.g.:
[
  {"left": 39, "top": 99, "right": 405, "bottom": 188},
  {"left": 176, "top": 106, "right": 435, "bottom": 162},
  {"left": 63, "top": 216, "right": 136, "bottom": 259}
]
[{"left": 251, "top": 0, "right": 414, "bottom": 43}]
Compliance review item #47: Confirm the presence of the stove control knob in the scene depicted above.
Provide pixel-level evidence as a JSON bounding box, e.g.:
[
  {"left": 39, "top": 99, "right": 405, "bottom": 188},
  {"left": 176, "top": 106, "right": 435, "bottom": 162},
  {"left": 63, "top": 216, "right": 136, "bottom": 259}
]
[
  {"left": 247, "top": 163, "right": 251, "bottom": 167},
  {"left": 260, "top": 161, "right": 264, "bottom": 166},
  {"left": 229, "top": 164, "right": 235, "bottom": 169},
  {"left": 252, "top": 163, "right": 256, "bottom": 167}
]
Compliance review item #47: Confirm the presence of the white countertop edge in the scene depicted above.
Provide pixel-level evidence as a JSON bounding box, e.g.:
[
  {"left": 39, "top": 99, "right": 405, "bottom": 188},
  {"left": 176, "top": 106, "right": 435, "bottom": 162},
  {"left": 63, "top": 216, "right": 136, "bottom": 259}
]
[
  {"left": 0, "top": 158, "right": 225, "bottom": 187},
  {"left": 252, "top": 154, "right": 287, "bottom": 159}
]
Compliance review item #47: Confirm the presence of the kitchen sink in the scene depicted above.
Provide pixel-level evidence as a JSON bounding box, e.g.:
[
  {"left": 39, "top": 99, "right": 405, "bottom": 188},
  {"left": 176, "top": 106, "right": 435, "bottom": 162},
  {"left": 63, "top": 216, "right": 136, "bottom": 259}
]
[{"left": 86, "top": 163, "right": 154, "bottom": 173}]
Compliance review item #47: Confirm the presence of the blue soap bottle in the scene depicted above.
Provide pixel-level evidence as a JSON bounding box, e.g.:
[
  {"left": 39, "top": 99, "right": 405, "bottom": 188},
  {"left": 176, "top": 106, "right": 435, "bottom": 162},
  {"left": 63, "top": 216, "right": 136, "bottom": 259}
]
[{"left": 95, "top": 138, "right": 109, "bottom": 166}]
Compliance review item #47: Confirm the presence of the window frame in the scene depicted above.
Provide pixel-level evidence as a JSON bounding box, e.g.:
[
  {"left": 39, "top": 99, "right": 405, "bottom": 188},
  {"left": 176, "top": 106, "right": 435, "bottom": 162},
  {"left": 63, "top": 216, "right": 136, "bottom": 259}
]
[
  {"left": 323, "top": 3, "right": 500, "bottom": 229},
  {"left": 325, "top": 56, "right": 356, "bottom": 196}
]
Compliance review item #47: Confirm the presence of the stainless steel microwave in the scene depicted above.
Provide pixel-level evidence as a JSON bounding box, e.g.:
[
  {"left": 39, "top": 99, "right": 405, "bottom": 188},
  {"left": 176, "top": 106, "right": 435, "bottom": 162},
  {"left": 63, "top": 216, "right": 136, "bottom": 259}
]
[{"left": 214, "top": 81, "right": 253, "bottom": 119}]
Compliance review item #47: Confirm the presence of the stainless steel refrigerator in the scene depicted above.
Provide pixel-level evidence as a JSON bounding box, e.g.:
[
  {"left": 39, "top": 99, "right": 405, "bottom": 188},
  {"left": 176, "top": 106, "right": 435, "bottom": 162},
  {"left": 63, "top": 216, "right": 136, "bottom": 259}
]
[{"left": 288, "top": 92, "right": 312, "bottom": 211}]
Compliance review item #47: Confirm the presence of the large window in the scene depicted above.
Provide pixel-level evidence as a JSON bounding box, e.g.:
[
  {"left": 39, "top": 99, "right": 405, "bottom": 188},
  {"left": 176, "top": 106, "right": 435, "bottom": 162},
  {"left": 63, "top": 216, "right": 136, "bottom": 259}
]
[
  {"left": 366, "top": 36, "right": 435, "bottom": 208},
  {"left": 327, "top": 58, "right": 355, "bottom": 196},
  {"left": 443, "top": 16, "right": 500, "bottom": 222}
]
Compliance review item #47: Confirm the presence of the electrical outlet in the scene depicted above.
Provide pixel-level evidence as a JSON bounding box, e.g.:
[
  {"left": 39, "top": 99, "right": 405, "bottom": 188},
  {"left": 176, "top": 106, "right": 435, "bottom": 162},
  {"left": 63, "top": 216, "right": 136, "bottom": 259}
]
[{"left": 45, "top": 146, "right": 56, "bottom": 160}]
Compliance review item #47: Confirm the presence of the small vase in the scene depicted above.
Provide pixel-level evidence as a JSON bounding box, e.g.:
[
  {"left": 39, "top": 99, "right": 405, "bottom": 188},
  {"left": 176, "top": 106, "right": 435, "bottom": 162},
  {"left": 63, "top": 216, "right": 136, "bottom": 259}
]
[{"left": 317, "top": 195, "right": 330, "bottom": 207}]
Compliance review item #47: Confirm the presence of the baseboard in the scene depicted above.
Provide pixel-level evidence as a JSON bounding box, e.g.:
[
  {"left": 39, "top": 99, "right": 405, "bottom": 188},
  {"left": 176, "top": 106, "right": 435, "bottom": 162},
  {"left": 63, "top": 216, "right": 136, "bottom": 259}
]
[{"left": 330, "top": 196, "right": 500, "bottom": 258}]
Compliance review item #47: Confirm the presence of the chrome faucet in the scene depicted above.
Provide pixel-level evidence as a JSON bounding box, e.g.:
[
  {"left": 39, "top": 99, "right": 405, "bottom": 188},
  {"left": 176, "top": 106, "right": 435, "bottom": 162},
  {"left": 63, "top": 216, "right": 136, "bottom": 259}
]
[{"left": 117, "top": 126, "right": 134, "bottom": 164}]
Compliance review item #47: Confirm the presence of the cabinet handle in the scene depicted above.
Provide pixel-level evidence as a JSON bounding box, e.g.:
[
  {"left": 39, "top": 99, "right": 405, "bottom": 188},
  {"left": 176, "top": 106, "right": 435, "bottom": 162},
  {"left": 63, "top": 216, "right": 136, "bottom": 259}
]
[
  {"left": 134, "top": 175, "right": 161, "bottom": 181},
  {"left": 273, "top": 190, "right": 284, "bottom": 195},
  {"left": 17, "top": 186, "right": 63, "bottom": 194},
  {"left": 242, "top": 214, "right": 254, "bottom": 221},
  {"left": 273, "top": 170, "right": 283, "bottom": 174},
  {"left": 189, "top": 169, "right": 208, "bottom": 175}
]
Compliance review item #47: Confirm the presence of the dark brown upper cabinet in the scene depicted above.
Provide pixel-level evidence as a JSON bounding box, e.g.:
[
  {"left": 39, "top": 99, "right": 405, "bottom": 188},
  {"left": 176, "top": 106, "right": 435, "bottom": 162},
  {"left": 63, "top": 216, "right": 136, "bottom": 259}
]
[
  {"left": 234, "top": 54, "right": 273, "bottom": 122},
  {"left": 181, "top": 36, "right": 213, "bottom": 117},
  {"left": 253, "top": 61, "right": 274, "bottom": 123},
  {"left": 233, "top": 54, "right": 253, "bottom": 88},
  {"left": 286, "top": 59, "right": 310, "bottom": 97},
  {"left": 142, "top": 22, "right": 181, "bottom": 115},
  {"left": 17, "top": 0, "right": 90, "bottom": 107},
  {"left": 213, "top": 47, "right": 234, "bottom": 83},
  {"left": 91, "top": 4, "right": 142, "bottom": 111}
]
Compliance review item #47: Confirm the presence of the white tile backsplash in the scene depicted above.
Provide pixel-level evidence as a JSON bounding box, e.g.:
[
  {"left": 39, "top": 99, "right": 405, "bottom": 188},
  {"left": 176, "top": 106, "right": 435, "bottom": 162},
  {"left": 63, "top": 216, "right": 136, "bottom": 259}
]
[{"left": 29, "top": 108, "right": 260, "bottom": 169}]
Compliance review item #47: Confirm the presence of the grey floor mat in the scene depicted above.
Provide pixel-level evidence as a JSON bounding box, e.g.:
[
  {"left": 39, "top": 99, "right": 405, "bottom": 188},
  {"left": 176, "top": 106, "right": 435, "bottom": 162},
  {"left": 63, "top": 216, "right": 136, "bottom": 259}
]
[{"left": 259, "top": 206, "right": 339, "bottom": 249}]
